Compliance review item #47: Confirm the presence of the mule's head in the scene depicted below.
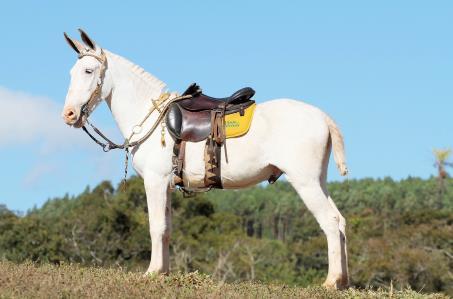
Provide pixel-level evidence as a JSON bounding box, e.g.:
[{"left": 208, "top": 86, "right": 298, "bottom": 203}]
[{"left": 62, "top": 29, "right": 110, "bottom": 128}]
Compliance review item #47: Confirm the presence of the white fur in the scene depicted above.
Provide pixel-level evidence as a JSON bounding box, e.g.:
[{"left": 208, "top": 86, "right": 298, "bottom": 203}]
[{"left": 62, "top": 33, "right": 349, "bottom": 289}]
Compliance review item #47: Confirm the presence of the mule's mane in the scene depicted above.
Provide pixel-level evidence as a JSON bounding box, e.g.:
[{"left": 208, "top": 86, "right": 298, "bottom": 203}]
[{"left": 105, "top": 50, "right": 167, "bottom": 100}]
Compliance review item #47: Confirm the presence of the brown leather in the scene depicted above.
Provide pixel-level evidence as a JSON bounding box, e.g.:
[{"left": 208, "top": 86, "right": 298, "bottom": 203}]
[
  {"left": 167, "top": 84, "right": 256, "bottom": 191},
  {"left": 204, "top": 138, "right": 222, "bottom": 188},
  {"left": 179, "top": 84, "right": 255, "bottom": 111},
  {"left": 211, "top": 109, "right": 225, "bottom": 145},
  {"left": 178, "top": 93, "right": 253, "bottom": 111},
  {"left": 166, "top": 101, "right": 255, "bottom": 143},
  {"left": 268, "top": 171, "right": 283, "bottom": 184},
  {"left": 177, "top": 141, "right": 186, "bottom": 174},
  {"left": 179, "top": 109, "right": 212, "bottom": 142},
  {"left": 172, "top": 140, "right": 185, "bottom": 187}
]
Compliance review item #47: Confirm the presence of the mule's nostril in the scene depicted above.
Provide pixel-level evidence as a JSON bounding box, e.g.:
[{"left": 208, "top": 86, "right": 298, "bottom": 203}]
[{"left": 63, "top": 108, "right": 77, "bottom": 123}]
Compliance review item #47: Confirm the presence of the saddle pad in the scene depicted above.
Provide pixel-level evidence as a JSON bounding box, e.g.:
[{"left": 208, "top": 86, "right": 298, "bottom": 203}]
[{"left": 225, "top": 103, "right": 256, "bottom": 138}]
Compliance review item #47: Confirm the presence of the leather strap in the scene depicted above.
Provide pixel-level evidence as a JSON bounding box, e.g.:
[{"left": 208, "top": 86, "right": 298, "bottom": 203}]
[
  {"left": 268, "top": 171, "right": 283, "bottom": 184},
  {"left": 171, "top": 140, "right": 185, "bottom": 187},
  {"left": 204, "top": 138, "right": 222, "bottom": 188},
  {"left": 177, "top": 141, "right": 186, "bottom": 176},
  {"left": 211, "top": 108, "right": 226, "bottom": 145}
]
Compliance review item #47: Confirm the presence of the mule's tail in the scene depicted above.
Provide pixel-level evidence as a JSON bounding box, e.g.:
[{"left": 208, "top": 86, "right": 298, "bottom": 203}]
[{"left": 324, "top": 114, "right": 348, "bottom": 176}]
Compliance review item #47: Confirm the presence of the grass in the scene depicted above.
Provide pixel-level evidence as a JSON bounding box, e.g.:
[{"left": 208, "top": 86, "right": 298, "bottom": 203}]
[{"left": 0, "top": 261, "right": 448, "bottom": 299}]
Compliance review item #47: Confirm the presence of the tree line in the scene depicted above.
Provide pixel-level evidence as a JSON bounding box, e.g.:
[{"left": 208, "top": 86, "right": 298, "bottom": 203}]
[{"left": 0, "top": 176, "right": 452, "bottom": 295}]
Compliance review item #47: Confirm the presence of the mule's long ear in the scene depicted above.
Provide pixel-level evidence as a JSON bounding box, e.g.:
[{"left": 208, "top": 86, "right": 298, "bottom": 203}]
[
  {"left": 78, "top": 28, "right": 97, "bottom": 51},
  {"left": 64, "top": 32, "right": 84, "bottom": 54}
]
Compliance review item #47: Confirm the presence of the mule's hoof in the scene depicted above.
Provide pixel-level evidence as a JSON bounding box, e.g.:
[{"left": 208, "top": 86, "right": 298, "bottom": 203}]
[
  {"left": 322, "top": 278, "right": 349, "bottom": 290},
  {"left": 322, "top": 280, "right": 337, "bottom": 290},
  {"left": 143, "top": 271, "right": 157, "bottom": 278},
  {"left": 143, "top": 269, "right": 169, "bottom": 278}
]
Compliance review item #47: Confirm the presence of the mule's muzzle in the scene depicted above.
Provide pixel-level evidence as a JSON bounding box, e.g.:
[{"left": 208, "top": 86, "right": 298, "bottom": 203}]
[{"left": 62, "top": 106, "right": 85, "bottom": 128}]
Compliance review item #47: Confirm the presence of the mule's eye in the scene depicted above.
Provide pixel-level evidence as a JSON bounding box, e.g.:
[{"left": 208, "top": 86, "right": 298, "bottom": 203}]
[{"left": 85, "top": 69, "right": 93, "bottom": 74}]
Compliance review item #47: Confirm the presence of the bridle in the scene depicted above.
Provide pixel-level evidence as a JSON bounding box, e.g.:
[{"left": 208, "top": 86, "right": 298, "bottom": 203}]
[
  {"left": 75, "top": 48, "right": 192, "bottom": 185},
  {"left": 79, "top": 49, "right": 107, "bottom": 121},
  {"left": 77, "top": 48, "right": 127, "bottom": 152}
]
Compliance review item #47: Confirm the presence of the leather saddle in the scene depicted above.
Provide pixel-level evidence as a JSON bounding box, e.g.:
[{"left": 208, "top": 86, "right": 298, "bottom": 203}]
[
  {"left": 166, "top": 83, "right": 255, "bottom": 142},
  {"left": 165, "top": 83, "right": 256, "bottom": 190}
]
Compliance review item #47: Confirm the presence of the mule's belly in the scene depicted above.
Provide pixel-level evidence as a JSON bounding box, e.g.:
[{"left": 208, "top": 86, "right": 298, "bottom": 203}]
[{"left": 182, "top": 141, "right": 276, "bottom": 189}]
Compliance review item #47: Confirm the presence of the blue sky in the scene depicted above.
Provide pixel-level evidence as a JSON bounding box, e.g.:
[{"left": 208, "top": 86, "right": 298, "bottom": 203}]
[{"left": 1, "top": 1, "right": 452, "bottom": 211}]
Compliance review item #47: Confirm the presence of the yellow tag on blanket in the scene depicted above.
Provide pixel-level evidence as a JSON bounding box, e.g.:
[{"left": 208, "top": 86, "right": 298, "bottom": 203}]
[{"left": 225, "top": 103, "right": 256, "bottom": 138}]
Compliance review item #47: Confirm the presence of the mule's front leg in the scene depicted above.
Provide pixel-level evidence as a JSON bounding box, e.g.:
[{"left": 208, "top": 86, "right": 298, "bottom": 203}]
[{"left": 144, "top": 173, "right": 172, "bottom": 275}]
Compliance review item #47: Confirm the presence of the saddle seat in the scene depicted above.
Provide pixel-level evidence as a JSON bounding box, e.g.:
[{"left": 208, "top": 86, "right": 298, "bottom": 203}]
[
  {"left": 177, "top": 83, "right": 255, "bottom": 111},
  {"left": 166, "top": 83, "right": 256, "bottom": 142}
]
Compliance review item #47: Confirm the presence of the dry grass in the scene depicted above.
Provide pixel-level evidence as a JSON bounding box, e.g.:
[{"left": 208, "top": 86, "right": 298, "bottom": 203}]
[{"left": 0, "top": 261, "right": 448, "bottom": 299}]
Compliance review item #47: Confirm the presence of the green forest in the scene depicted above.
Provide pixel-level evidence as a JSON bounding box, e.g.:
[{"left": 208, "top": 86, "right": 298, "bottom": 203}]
[{"left": 0, "top": 176, "right": 452, "bottom": 295}]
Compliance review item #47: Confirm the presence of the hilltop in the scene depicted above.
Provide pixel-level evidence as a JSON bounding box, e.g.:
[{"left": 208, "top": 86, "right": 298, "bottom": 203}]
[{"left": 0, "top": 261, "right": 447, "bottom": 299}]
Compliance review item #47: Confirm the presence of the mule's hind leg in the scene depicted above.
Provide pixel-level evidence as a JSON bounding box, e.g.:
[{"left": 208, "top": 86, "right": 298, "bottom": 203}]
[
  {"left": 320, "top": 140, "right": 349, "bottom": 288},
  {"left": 286, "top": 174, "right": 347, "bottom": 289},
  {"left": 327, "top": 195, "right": 349, "bottom": 287},
  {"left": 320, "top": 145, "right": 349, "bottom": 287}
]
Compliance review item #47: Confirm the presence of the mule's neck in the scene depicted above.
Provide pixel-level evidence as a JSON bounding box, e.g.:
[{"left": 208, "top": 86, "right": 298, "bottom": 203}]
[{"left": 103, "top": 50, "right": 168, "bottom": 139}]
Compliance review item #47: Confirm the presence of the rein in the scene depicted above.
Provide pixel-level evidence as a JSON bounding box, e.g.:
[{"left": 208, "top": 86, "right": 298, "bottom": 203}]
[
  {"left": 82, "top": 93, "right": 191, "bottom": 188},
  {"left": 76, "top": 48, "right": 192, "bottom": 186},
  {"left": 81, "top": 92, "right": 191, "bottom": 152}
]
